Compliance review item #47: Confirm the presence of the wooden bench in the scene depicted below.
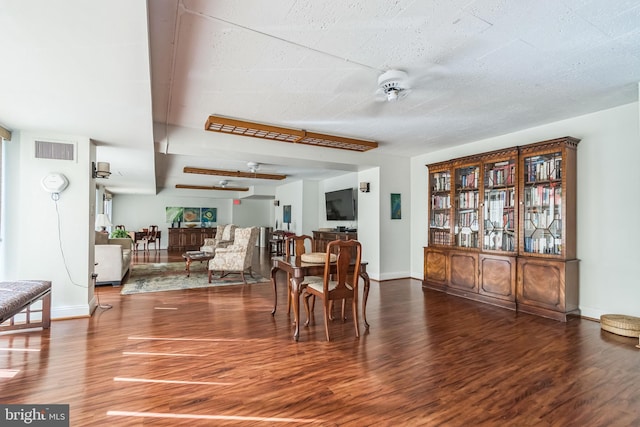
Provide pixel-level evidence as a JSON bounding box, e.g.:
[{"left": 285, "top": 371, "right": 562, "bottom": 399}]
[{"left": 0, "top": 281, "right": 52, "bottom": 333}]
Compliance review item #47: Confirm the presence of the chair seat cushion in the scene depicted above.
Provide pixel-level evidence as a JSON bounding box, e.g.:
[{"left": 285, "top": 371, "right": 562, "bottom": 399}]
[
  {"left": 301, "top": 252, "right": 337, "bottom": 264},
  {"left": 307, "top": 281, "right": 352, "bottom": 293},
  {"left": 301, "top": 275, "right": 323, "bottom": 285}
]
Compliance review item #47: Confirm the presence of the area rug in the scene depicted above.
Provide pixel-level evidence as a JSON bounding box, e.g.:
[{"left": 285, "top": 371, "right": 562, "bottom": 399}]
[{"left": 120, "top": 262, "right": 267, "bottom": 295}]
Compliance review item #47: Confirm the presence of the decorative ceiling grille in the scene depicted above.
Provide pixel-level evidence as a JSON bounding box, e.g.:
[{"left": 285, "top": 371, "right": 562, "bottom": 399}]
[{"left": 205, "top": 115, "right": 378, "bottom": 152}]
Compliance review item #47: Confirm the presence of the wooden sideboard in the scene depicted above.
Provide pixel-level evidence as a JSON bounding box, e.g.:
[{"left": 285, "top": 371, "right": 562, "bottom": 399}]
[
  {"left": 313, "top": 230, "right": 358, "bottom": 253},
  {"left": 167, "top": 228, "right": 216, "bottom": 252}
]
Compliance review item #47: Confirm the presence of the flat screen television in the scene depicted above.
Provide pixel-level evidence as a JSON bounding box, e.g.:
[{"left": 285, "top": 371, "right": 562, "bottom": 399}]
[{"left": 325, "top": 188, "right": 356, "bottom": 221}]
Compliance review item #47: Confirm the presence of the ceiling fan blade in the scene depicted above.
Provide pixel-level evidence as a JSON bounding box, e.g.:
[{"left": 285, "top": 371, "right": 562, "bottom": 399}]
[
  {"left": 176, "top": 184, "right": 249, "bottom": 191},
  {"left": 183, "top": 166, "right": 287, "bottom": 180}
]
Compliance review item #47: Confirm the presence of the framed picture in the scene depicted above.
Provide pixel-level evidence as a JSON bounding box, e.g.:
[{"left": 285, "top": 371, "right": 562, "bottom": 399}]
[
  {"left": 201, "top": 208, "right": 217, "bottom": 223},
  {"left": 165, "top": 207, "right": 184, "bottom": 223},
  {"left": 391, "top": 193, "right": 401, "bottom": 219},
  {"left": 283, "top": 205, "right": 291, "bottom": 224},
  {"left": 183, "top": 207, "right": 200, "bottom": 223}
]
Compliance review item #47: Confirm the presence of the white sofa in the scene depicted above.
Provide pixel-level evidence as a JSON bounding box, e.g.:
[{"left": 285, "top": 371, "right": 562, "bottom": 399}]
[{"left": 95, "top": 232, "right": 133, "bottom": 285}]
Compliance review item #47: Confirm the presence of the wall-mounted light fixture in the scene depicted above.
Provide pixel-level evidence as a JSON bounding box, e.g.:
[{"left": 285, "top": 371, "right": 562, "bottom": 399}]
[
  {"left": 92, "top": 161, "right": 111, "bottom": 179},
  {"left": 359, "top": 182, "right": 370, "bottom": 193}
]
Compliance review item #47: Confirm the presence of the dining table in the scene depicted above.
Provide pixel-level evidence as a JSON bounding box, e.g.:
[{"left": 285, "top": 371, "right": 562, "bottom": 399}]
[{"left": 270, "top": 255, "right": 370, "bottom": 341}]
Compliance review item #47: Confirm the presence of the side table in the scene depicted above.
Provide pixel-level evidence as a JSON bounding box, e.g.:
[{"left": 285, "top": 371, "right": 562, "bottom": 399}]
[{"left": 182, "top": 251, "right": 215, "bottom": 277}]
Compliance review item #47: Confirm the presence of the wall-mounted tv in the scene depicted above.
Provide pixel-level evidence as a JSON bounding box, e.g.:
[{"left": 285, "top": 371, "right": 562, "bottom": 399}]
[{"left": 325, "top": 188, "right": 357, "bottom": 221}]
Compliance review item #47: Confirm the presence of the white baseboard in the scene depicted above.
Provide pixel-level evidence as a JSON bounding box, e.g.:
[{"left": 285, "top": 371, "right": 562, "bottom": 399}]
[{"left": 52, "top": 304, "right": 91, "bottom": 320}]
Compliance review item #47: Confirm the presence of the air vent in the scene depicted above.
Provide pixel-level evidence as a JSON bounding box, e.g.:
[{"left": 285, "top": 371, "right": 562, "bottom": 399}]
[{"left": 34, "top": 140, "right": 75, "bottom": 161}]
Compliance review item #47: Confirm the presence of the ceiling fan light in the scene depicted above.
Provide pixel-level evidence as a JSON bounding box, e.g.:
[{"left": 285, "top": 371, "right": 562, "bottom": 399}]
[
  {"left": 247, "top": 161, "right": 259, "bottom": 173},
  {"left": 386, "top": 89, "right": 399, "bottom": 102}
]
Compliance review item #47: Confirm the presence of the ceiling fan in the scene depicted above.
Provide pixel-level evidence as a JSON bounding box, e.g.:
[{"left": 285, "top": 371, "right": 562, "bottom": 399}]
[{"left": 375, "top": 69, "right": 411, "bottom": 102}]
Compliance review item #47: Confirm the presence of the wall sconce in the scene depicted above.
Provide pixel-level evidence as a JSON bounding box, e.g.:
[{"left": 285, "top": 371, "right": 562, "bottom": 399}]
[
  {"left": 359, "top": 182, "right": 370, "bottom": 193},
  {"left": 92, "top": 161, "right": 111, "bottom": 179}
]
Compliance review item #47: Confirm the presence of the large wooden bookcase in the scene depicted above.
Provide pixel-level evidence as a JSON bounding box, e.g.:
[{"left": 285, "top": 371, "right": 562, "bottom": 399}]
[{"left": 424, "top": 137, "right": 580, "bottom": 321}]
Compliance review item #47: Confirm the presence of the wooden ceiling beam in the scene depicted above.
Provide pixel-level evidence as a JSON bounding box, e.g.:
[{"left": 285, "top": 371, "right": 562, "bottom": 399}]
[
  {"left": 176, "top": 184, "right": 249, "bottom": 191},
  {"left": 183, "top": 166, "right": 287, "bottom": 180}
]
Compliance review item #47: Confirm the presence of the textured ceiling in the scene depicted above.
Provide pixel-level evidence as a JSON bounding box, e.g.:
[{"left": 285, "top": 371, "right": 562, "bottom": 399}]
[{"left": 1, "top": 0, "right": 639, "bottom": 195}]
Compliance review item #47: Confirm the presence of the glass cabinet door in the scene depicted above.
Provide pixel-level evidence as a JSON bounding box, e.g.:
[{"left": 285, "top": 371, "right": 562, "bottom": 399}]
[
  {"left": 522, "top": 152, "right": 563, "bottom": 255},
  {"left": 483, "top": 159, "right": 516, "bottom": 252},
  {"left": 454, "top": 165, "right": 479, "bottom": 248},
  {"left": 429, "top": 170, "right": 451, "bottom": 245}
]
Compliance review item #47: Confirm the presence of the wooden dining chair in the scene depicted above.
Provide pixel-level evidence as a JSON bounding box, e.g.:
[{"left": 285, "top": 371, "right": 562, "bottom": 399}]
[
  {"left": 284, "top": 234, "right": 318, "bottom": 314},
  {"left": 303, "top": 239, "right": 362, "bottom": 341},
  {"left": 143, "top": 225, "right": 159, "bottom": 251}
]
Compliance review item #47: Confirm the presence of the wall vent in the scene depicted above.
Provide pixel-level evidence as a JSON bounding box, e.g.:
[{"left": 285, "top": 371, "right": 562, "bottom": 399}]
[{"left": 34, "top": 140, "right": 75, "bottom": 161}]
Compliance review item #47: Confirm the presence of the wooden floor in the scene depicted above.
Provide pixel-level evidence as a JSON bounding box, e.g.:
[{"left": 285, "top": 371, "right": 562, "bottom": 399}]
[{"left": 1, "top": 248, "right": 639, "bottom": 426}]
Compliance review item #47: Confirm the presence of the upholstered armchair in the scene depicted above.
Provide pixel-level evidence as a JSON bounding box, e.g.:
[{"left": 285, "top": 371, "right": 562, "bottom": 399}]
[
  {"left": 208, "top": 227, "right": 259, "bottom": 284},
  {"left": 200, "top": 224, "right": 236, "bottom": 254}
]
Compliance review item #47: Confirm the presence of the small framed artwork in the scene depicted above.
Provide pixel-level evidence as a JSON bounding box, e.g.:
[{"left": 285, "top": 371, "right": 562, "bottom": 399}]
[
  {"left": 391, "top": 193, "right": 401, "bottom": 219},
  {"left": 183, "top": 207, "right": 200, "bottom": 223},
  {"left": 201, "top": 208, "right": 217, "bottom": 223},
  {"left": 165, "top": 207, "right": 184, "bottom": 223},
  {"left": 283, "top": 205, "right": 291, "bottom": 224}
]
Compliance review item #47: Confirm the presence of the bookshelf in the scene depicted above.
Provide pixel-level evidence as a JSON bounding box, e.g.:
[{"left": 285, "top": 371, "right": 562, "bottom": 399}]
[
  {"left": 483, "top": 158, "right": 516, "bottom": 252},
  {"left": 454, "top": 163, "right": 480, "bottom": 249},
  {"left": 425, "top": 162, "right": 452, "bottom": 289},
  {"left": 424, "top": 137, "right": 579, "bottom": 320},
  {"left": 516, "top": 137, "right": 579, "bottom": 321}
]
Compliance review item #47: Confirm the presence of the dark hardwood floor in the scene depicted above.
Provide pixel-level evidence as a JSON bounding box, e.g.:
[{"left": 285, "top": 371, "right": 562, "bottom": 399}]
[{"left": 1, "top": 248, "right": 639, "bottom": 426}]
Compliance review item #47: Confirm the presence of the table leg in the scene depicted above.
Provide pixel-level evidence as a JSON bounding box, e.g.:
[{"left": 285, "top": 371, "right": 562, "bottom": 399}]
[
  {"left": 360, "top": 271, "right": 370, "bottom": 328},
  {"left": 270, "top": 266, "right": 278, "bottom": 315},
  {"left": 291, "top": 276, "right": 303, "bottom": 341},
  {"left": 185, "top": 258, "right": 192, "bottom": 277}
]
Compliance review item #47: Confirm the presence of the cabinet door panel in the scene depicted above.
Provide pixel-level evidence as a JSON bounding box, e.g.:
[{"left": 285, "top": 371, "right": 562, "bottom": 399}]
[
  {"left": 449, "top": 252, "right": 478, "bottom": 292},
  {"left": 479, "top": 255, "right": 515, "bottom": 300},
  {"left": 425, "top": 249, "right": 447, "bottom": 285},
  {"left": 517, "top": 259, "right": 565, "bottom": 310}
]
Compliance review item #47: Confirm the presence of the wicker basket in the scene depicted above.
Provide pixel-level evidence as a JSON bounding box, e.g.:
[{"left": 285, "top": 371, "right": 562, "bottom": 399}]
[{"left": 600, "top": 314, "right": 640, "bottom": 341}]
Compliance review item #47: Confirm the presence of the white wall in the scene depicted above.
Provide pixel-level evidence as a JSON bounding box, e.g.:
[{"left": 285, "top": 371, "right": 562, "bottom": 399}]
[
  {"left": 1, "top": 131, "right": 96, "bottom": 319},
  {"left": 357, "top": 168, "right": 380, "bottom": 279},
  {"left": 274, "top": 180, "right": 304, "bottom": 233},
  {"left": 232, "top": 198, "right": 273, "bottom": 228},
  {"left": 378, "top": 157, "right": 411, "bottom": 280},
  {"left": 301, "top": 180, "right": 320, "bottom": 236},
  {"left": 410, "top": 101, "right": 640, "bottom": 319}
]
